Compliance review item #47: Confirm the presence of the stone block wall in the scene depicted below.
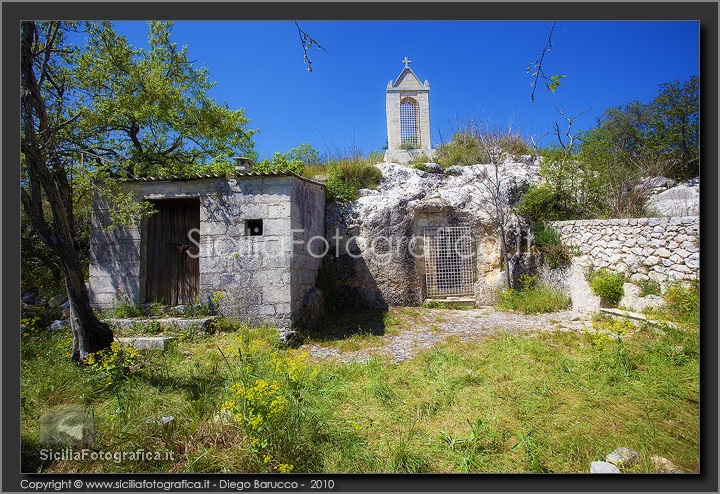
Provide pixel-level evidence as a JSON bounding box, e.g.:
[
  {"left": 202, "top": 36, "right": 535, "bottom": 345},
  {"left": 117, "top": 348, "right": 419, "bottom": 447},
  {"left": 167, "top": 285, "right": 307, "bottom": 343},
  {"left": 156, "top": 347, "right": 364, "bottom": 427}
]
[
  {"left": 88, "top": 201, "right": 141, "bottom": 307},
  {"left": 89, "top": 175, "right": 304, "bottom": 330},
  {"left": 197, "top": 176, "right": 293, "bottom": 329},
  {"left": 549, "top": 216, "right": 699, "bottom": 284}
]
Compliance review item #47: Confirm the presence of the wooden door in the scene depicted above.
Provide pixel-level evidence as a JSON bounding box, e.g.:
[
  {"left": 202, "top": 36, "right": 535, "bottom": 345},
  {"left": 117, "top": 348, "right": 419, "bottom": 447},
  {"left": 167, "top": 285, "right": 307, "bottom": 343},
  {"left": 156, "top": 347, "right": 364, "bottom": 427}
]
[{"left": 145, "top": 199, "right": 200, "bottom": 305}]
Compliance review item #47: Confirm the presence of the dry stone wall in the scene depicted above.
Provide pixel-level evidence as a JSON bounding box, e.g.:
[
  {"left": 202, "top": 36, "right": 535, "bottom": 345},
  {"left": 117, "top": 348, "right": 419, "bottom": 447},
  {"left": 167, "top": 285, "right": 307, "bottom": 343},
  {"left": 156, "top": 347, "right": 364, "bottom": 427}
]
[{"left": 549, "top": 216, "right": 699, "bottom": 284}]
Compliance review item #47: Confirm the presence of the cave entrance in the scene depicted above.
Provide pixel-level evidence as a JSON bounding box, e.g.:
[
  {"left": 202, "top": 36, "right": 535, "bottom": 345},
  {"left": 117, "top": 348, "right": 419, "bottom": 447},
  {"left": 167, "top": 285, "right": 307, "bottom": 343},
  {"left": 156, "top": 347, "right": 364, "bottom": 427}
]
[{"left": 423, "top": 226, "right": 475, "bottom": 298}]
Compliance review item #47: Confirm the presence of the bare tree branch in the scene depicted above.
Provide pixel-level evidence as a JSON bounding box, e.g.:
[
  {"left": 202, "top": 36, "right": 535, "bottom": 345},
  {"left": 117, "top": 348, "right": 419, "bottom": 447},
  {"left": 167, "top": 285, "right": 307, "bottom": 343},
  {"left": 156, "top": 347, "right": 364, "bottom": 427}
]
[
  {"left": 295, "top": 21, "right": 326, "bottom": 73},
  {"left": 528, "top": 21, "right": 566, "bottom": 103}
]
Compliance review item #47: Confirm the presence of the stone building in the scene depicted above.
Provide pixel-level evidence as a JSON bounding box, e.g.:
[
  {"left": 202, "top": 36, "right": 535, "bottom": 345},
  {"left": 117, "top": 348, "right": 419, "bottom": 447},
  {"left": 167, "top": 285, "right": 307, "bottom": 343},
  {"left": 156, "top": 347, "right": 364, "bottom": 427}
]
[
  {"left": 384, "top": 57, "right": 436, "bottom": 164},
  {"left": 88, "top": 169, "right": 325, "bottom": 330}
]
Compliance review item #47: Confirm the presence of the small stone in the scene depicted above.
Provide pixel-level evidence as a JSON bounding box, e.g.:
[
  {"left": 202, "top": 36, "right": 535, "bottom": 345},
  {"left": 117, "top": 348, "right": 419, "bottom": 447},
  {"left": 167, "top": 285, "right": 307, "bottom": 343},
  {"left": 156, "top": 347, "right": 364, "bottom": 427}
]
[
  {"left": 279, "top": 330, "right": 303, "bottom": 348},
  {"left": 590, "top": 461, "right": 621, "bottom": 473},
  {"left": 158, "top": 416, "right": 175, "bottom": 426},
  {"left": 50, "top": 319, "right": 70, "bottom": 331},
  {"left": 423, "top": 163, "right": 444, "bottom": 174},
  {"left": 606, "top": 447, "right": 640, "bottom": 467},
  {"left": 651, "top": 455, "right": 683, "bottom": 473},
  {"left": 444, "top": 165, "right": 464, "bottom": 176},
  {"left": 49, "top": 293, "right": 69, "bottom": 307}
]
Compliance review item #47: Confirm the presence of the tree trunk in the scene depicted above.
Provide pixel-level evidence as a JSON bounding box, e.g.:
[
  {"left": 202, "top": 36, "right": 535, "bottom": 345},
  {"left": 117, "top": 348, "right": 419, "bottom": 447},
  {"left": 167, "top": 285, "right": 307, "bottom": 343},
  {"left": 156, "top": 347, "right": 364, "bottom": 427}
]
[
  {"left": 499, "top": 226, "right": 511, "bottom": 289},
  {"left": 21, "top": 20, "right": 113, "bottom": 363},
  {"left": 59, "top": 242, "right": 113, "bottom": 362}
]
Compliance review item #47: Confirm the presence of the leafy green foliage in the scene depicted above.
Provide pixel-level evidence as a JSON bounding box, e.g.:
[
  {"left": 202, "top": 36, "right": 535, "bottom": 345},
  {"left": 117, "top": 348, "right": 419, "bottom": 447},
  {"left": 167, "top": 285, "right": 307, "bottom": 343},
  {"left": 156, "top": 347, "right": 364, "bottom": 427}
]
[
  {"left": 589, "top": 269, "right": 625, "bottom": 307},
  {"left": 254, "top": 152, "right": 305, "bottom": 176},
  {"left": 515, "top": 183, "right": 578, "bottom": 222},
  {"left": 74, "top": 21, "right": 256, "bottom": 177},
  {"left": 531, "top": 222, "right": 560, "bottom": 247},
  {"left": 530, "top": 223, "right": 572, "bottom": 269},
  {"left": 324, "top": 158, "right": 383, "bottom": 202},
  {"left": 524, "top": 76, "right": 698, "bottom": 221}
]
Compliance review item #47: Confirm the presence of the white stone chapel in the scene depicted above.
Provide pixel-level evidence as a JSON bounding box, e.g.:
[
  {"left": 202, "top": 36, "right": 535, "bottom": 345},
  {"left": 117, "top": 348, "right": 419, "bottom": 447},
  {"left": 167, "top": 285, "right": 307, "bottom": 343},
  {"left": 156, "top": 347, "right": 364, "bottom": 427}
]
[{"left": 384, "top": 57, "right": 436, "bottom": 164}]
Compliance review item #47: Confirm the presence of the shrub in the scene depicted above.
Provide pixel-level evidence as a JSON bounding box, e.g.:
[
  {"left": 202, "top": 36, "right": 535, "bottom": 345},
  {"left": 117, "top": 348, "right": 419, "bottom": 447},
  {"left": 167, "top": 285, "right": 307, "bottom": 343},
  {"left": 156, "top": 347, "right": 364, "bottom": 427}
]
[
  {"left": 589, "top": 269, "right": 625, "bottom": 307},
  {"left": 516, "top": 183, "right": 578, "bottom": 222},
  {"left": 324, "top": 158, "right": 383, "bottom": 202},
  {"left": 497, "top": 285, "right": 571, "bottom": 314},
  {"left": 531, "top": 222, "right": 561, "bottom": 247},
  {"left": 541, "top": 244, "right": 573, "bottom": 269},
  {"left": 531, "top": 223, "right": 572, "bottom": 269},
  {"left": 254, "top": 152, "right": 305, "bottom": 176}
]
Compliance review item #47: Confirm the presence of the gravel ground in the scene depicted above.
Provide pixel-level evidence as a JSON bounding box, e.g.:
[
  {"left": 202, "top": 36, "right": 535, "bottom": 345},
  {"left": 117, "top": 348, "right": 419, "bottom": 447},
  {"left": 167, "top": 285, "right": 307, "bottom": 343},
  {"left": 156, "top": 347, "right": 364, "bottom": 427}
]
[{"left": 302, "top": 307, "right": 595, "bottom": 364}]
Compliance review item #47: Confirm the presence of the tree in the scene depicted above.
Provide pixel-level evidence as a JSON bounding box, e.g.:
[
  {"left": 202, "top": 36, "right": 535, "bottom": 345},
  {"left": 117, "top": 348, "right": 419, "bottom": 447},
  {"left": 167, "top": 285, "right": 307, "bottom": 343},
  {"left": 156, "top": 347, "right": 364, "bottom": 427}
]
[
  {"left": 465, "top": 123, "right": 527, "bottom": 288},
  {"left": 647, "top": 76, "right": 699, "bottom": 180},
  {"left": 21, "top": 21, "right": 114, "bottom": 361},
  {"left": 21, "top": 21, "right": 256, "bottom": 362},
  {"left": 73, "top": 21, "right": 256, "bottom": 177}
]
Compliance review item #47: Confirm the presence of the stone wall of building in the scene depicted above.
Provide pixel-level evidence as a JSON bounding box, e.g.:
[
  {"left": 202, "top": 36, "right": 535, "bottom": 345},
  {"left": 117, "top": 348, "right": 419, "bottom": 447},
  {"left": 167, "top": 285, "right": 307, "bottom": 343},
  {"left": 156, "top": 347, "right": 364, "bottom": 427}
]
[
  {"left": 88, "top": 202, "right": 142, "bottom": 307},
  {"left": 197, "top": 176, "right": 293, "bottom": 329},
  {"left": 89, "top": 175, "right": 306, "bottom": 330},
  {"left": 549, "top": 216, "right": 700, "bottom": 284}
]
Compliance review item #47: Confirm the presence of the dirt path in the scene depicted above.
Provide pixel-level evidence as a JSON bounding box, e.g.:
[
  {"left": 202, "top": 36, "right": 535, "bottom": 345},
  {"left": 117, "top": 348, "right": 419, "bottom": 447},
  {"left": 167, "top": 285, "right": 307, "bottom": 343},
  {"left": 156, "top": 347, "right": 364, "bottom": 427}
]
[{"left": 303, "top": 307, "right": 594, "bottom": 363}]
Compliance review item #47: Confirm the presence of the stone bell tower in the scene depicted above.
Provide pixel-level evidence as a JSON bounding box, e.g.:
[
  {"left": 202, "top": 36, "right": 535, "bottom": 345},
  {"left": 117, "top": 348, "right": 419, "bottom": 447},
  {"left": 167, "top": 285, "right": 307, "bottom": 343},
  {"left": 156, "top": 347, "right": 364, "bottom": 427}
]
[{"left": 384, "top": 57, "right": 436, "bottom": 164}]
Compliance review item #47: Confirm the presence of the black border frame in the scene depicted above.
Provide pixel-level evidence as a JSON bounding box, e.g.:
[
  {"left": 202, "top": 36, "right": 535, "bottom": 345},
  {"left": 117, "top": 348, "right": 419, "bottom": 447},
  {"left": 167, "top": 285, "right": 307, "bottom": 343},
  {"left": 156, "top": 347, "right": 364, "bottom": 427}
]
[{"left": 4, "top": 2, "right": 717, "bottom": 493}]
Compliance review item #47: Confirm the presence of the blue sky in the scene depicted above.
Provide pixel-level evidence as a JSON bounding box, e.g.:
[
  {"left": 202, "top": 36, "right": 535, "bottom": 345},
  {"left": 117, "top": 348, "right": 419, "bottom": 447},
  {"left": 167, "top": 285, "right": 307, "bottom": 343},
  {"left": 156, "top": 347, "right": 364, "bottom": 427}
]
[{"left": 109, "top": 20, "right": 699, "bottom": 161}]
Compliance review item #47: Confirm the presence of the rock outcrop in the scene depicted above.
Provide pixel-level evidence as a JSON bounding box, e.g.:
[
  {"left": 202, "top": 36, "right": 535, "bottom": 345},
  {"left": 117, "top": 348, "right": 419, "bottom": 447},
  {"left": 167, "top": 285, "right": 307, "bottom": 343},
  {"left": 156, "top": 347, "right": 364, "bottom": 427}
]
[{"left": 324, "top": 162, "right": 541, "bottom": 307}]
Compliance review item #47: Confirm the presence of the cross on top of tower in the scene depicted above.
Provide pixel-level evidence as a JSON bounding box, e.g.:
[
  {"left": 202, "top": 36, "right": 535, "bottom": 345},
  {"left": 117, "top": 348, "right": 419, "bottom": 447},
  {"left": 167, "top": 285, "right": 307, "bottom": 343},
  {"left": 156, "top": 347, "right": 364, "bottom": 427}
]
[{"left": 401, "top": 56, "right": 412, "bottom": 68}]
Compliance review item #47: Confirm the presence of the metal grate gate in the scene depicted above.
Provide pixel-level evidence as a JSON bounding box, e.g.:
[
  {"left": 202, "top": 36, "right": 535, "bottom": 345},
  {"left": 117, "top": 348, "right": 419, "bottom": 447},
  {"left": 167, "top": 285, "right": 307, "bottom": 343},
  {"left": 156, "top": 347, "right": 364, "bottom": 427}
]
[
  {"left": 423, "top": 226, "right": 475, "bottom": 298},
  {"left": 400, "top": 97, "right": 420, "bottom": 147}
]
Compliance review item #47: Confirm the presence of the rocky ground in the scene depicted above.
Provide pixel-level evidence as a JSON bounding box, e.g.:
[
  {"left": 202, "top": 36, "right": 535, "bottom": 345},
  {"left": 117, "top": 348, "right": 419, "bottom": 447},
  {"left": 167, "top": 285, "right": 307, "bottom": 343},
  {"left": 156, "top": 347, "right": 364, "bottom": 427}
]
[{"left": 303, "top": 307, "right": 593, "bottom": 363}]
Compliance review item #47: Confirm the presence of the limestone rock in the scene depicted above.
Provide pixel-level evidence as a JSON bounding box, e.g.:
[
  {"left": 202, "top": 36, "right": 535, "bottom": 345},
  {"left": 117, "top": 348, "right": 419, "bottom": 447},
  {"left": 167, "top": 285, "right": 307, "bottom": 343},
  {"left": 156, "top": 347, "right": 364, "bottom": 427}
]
[
  {"left": 50, "top": 319, "right": 69, "bottom": 331},
  {"left": 325, "top": 162, "right": 542, "bottom": 307},
  {"left": 116, "top": 336, "right": 177, "bottom": 351},
  {"left": 646, "top": 180, "right": 699, "bottom": 217},
  {"left": 279, "top": 330, "right": 303, "bottom": 348},
  {"left": 651, "top": 455, "right": 683, "bottom": 473},
  {"left": 423, "top": 163, "right": 444, "bottom": 174},
  {"left": 590, "top": 461, "right": 621, "bottom": 473},
  {"left": 605, "top": 447, "right": 640, "bottom": 467}
]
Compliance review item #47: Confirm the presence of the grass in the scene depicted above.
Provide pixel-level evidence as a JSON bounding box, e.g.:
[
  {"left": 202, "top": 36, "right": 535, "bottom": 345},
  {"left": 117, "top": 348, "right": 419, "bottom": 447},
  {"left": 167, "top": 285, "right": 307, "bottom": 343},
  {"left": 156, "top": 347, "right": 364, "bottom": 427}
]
[
  {"left": 497, "top": 285, "right": 571, "bottom": 314},
  {"left": 645, "top": 280, "right": 699, "bottom": 329},
  {"left": 323, "top": 157, "right": 384, "bottom": 202},
  {"left": 21, "top": 308, "right": 698, "bottom": 473}
]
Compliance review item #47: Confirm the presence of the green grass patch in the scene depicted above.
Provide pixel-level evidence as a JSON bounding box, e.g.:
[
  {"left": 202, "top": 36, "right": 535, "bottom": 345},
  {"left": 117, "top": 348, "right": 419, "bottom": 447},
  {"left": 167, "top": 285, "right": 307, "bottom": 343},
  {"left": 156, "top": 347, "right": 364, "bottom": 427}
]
[
  {"left": 497, "top": 286, "right": 571, "bottom": 314},
  {"left": 645, "top": 281, "right": 699, "bottom": 329},
  {"left": 22, "top": 314, "right": 698, "bottom": 473},
  {"left": 324, "top": 157, "right": 383, "bottom": 202}
]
